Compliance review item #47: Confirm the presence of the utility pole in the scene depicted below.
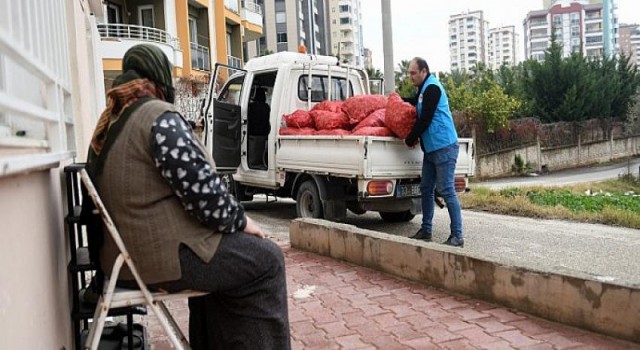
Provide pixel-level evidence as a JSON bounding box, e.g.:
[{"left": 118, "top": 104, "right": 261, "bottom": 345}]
[
  {"left": 603, "top": 0, "right": 612, "bottom": 57},
  {"left": 308, "top": 0, "right": 315, "bottom": 54},
  {"left": 381, "top": 0, "right": 394, "bottom": 95}
]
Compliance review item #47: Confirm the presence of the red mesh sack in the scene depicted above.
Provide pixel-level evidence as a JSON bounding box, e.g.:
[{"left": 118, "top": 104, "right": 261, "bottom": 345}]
[
  {"left": 353, "top": 108, "right": 386, "bottom": 131},
  {"left": 315, "top": 129, "right": 351, "bottom": 136},
  {"left": 283, "top": 109, "right": 314, "bottom": 129},
  {"left": 279, "top": 127, "right": 316, "bottom": 135},
  {"left": 351, "top": 126, "right": 394, "bottom": 137},
  {"left": 342, "top": 95, "right": 387, "bottom": 125},
  {"left": 310, "top": 110, "right": 350, "bottom": 130},
  {"left": 384, "top": 92, "right": 417, "bottom": 138},
  {"left": 311, "top": 101, "right": 344, "bottom": 113}
]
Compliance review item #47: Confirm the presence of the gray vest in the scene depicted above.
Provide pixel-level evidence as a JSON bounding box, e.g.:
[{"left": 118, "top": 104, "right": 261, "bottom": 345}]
[{"left": 97, "top": 99, "right": 222, "bottom": 284}]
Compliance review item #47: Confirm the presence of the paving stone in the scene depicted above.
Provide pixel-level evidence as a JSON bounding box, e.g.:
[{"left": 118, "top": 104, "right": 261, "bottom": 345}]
[{"left": 143, "top": 245, "right": 640, "bottom": 350}]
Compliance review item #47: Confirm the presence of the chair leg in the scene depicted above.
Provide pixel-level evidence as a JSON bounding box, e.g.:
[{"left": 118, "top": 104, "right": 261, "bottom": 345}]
[
  {"left": 85, "top": 255, "right": 124, "bottom": 350},
  {"left": 146, "top": 300, "right": 190, "bottom": 350},
  {"left": 84, "top": 295, "right": 110, "bottom": 350},
  {"left": 158, "top": 301, "right": 191, "bottom": 348}
]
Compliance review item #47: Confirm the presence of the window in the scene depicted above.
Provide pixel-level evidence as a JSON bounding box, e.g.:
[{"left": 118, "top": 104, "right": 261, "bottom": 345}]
[
  {"left": 275, "top": 11, "right": 286, "bottom": 23},
  {"left": 339, "top": 5, "right": 350, "bottom": 12},
  {"left": 138, "top": 5, "right": 155, "bottom": 27},
  {"left": 107, "top": 3, "right": 122, "bottom": 24},
  {"left": 189, "top": 17, "right": 198, "bottom": 43},
  {"left": 298, "top": 75, "right": 354, "bottom": 102},
  {"left": 277, "top": 32, "right": 287, "bottom": 43},
  {"left": 340, "top": 17, "right": 351, "bottom": 25}
]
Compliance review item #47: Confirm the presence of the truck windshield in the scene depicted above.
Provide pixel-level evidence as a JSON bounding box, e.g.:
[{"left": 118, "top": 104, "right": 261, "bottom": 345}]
[{"left": 298, "top": 75, "right": 354, "bottom": 102}]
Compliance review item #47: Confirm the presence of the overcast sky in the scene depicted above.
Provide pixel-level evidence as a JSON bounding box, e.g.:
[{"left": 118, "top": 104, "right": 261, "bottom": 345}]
[{"left": 361, "top": 0, "right": 638, "bottom": 74}]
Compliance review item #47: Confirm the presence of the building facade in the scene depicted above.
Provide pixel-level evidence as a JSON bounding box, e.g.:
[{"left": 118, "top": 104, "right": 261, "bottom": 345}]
[
  {"left": 363, "top": 47, "right": 373, "bottom": 69},
  {"left": 619, "top": 23, "right": 640, "bottom": 67},
  {"left": 487, "top": 25, "right": 520, "bottom": 70},
  {"left": 97, "top": 0, "right": 263, "bottom": 85},
  {"left": 449, "top": 10, "right": 489, "bottom": 72},
  {"left": 251, "top": 0, "right": 330, "bottom": 58},
  {"left": 524, "top": 0, "right": 618, "bottom": 61},
  {"left": 327, "top": 0, "right": 364, "bottom": 67}
]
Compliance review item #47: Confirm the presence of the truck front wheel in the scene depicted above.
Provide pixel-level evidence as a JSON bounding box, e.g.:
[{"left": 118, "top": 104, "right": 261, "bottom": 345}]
[
  {"left": 296, "top": 181, "right": 324, "bottom": 219},
  {"left": 379, "top": 210, "right": 415, "bottom": 223}
]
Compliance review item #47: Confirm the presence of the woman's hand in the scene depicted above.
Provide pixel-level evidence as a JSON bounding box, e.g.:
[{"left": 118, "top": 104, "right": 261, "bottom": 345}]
[{"left": 243, "top": 215, "right": 265, "bottom": 239}]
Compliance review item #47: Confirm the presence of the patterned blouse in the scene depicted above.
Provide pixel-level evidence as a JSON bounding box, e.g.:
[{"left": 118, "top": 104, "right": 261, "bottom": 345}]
[{"left": 150, "top": 112, "right": 246, "bottom": 234}]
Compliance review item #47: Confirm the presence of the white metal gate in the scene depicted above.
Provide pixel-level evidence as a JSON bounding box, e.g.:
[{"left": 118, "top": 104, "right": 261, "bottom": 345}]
[{"left": 0, "top": 0, "right": 75, "bottom": 176}]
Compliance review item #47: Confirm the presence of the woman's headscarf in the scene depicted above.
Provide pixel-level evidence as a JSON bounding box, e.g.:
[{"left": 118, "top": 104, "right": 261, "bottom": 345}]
[{"left": 87, "top": 44, "right": 174, "bottom": 177}]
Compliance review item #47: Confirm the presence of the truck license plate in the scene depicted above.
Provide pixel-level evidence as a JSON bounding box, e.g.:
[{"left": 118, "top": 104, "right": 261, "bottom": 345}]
[{"left": 396, "top": 184, "right": 421, "bottom": 197}]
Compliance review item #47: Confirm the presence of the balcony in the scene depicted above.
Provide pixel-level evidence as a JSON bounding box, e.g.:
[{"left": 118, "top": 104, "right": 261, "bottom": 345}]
[
  {"left": 190, "top": 42, "right": 210, "bottom": 71},
  {"left": 241, "top": 0, "right": 263, "bottom": 41},
  {"left": 97, "top": 24, "right": 182, "bottom": 68},
  {"left": 228, "top": 55, "right": 242, "bottom": 69}
]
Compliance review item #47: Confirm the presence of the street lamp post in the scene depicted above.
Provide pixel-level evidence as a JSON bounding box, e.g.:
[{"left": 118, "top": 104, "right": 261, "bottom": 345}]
[{"left": 381, "top": 0, "right": 394, "bottom": 95}]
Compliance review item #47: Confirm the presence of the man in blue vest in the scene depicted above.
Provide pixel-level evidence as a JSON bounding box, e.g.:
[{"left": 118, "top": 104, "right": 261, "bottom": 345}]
[{"left": 403, "top": 57, "right": 464, "bottom": 247}]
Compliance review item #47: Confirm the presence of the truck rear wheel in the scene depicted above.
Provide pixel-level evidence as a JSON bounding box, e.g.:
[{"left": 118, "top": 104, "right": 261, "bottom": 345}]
[
  {"left": 296, "top": 181, "right": 323, "bottom": 219},
  {"left": 379, "top": 210, "right": 415, "bottom": 223}
]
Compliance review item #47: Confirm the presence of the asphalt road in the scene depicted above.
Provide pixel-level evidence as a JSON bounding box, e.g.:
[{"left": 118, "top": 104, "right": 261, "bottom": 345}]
[
  {"left": 245, "top": 158, "right": 640, "bottom": 288},
  {"left": 473, "top": 157, "right": 640, "bottom": 190}
]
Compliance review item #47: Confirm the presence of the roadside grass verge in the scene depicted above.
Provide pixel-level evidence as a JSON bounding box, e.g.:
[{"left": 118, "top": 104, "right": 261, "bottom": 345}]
[{"left": 461, "top": 176, "right": 640, "bottom": 229}]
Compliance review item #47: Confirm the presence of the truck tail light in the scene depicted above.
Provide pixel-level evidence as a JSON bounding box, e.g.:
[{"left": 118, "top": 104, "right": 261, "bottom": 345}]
[
  {"left": 455, "top": 177, "right": 467, "bottom": 193},
  {"left": 367, "top": 181, "right": 393, "bottom": 196}
]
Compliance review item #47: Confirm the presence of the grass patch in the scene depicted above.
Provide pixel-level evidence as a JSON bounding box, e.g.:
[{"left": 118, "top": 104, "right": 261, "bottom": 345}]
[{"left": 462, "top": 176, "right": 640, "bottom": 229}]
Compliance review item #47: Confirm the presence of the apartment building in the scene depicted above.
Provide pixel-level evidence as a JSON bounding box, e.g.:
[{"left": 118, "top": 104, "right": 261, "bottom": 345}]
[
  {"left": 250, "top": 0, "right": 329, "bottom": 58},
  {"left": 487, "top": 25, "right": 520, "bottom": 70},
  {"left": 524, "top": 0, "right": 618, "bottom": 61},
  {"left": 619, "top": 23, "right": 640, "bottom": 67},
  {"left": 98, "top": 0, "right": 263, "bottom": 85},
  {"left": 449, "top": 10, "right": 489, "bottom": 72},
  {"left": 327, "top": 0, "right": 364, "bottom": 67}
]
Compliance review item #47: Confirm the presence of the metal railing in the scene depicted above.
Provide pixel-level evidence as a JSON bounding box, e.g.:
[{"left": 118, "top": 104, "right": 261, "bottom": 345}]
[
  {"left": 228, "top": 55, "right": 242, "bottom": 68},
  {"left": 97, "top": 23, "right": 180, "bottom": 49},
  {"left": 191, "top": 43, "right": 210, "bottom": 71},
  {"left": 242, "top": 0, "right": 262, "bottom": 15}
]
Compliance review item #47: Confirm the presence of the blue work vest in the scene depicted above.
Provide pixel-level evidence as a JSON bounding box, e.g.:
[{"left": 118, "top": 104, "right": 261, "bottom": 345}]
[{"left": 416, "top": 74, "right": 458, "bottom": 152}]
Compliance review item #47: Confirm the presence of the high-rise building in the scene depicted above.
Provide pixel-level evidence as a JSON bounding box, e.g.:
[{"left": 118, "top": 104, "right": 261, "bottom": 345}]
[
  {"left": 448, "top": 10, "right": 489, "bottom": 72},
  {"left": 249, "top": 0, "right": 330, "bottom": 58},
  {"left": 524, "top": 0, "right": 619, "bottom": 61},
  {"left": 363, "top": 48, "right": 373, "bottom": 69},
  {"left": 487, "top": 25, "right": 520, "bottom": 70},
  {"left": 327, "top": 0, "right": 364, "bottom": 67},
  {"left": 619, "top": 23, "right": 640, "bottom": 67}
]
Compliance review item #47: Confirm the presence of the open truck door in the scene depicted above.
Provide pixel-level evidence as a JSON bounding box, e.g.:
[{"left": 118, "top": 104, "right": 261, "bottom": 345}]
[{"left": 201, "top": 63, "right": 247, "bottom": 173}]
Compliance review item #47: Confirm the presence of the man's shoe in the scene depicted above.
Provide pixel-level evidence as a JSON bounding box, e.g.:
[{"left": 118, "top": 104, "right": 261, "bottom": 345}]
[
  {"left": 443, "top": 236, "right": 464, "bottom": 247},
  {"left": 409, "top": 229, "right": 432, "bottom": 242}
]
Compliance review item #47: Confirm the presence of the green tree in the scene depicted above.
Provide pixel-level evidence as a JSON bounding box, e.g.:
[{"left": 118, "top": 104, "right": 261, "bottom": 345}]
[{"left": 365, "top": 67, "right": 383, "bottom": 79}]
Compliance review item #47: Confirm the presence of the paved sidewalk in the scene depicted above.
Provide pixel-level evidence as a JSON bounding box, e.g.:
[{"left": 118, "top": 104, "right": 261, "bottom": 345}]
[{"left": 145, "top": 241, "right": 639, "bottom": 350}]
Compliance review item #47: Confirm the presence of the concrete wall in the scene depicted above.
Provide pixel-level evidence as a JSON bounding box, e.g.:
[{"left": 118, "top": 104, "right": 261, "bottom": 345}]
[
  {"left": 478, "top": 135, "right": 640, "bottom": 178},
  {"left": 290, "top": 219, "right": 640, "bottom": 343},
  {"left": 0, "top": 171, "right": 72, "bottom": 349}
]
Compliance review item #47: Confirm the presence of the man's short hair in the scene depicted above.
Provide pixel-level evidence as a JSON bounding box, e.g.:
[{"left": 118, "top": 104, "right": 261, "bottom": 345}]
[{"left": 411, "top": 57, "right": 430, "bottom": 75}]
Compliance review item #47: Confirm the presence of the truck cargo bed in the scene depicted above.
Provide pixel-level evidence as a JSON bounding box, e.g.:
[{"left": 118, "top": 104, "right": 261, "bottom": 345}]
[{"left": 276, "top": 135, "right": 474, "bottom": 179}]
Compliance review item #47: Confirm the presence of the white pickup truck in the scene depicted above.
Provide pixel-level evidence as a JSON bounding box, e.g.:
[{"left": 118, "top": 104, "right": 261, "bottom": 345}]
[{"left": 201, "top": 52, "right": 475, "bottom": 222}]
